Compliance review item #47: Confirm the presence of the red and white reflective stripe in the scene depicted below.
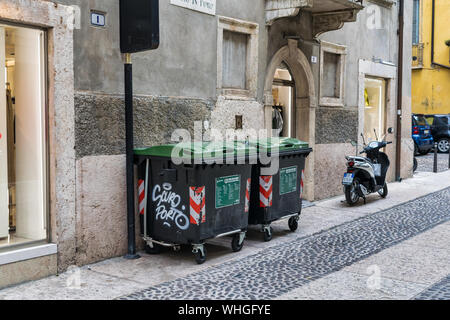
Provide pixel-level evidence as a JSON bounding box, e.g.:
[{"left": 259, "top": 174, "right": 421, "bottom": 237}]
[
  {"left": 259, "top": 176, "right": 273, "bottom": 208},
  {"left": 189, "top": 187, "right": 206, "bottom": 225},
  {"left": 245, "top": 178, "right": 251, "bottom": 213},
  {"left": 300, "top": 170, "right": 305, "bottom": 198},
  {"left": 138, "top": 179, "right": 145, "bottom": 215}
]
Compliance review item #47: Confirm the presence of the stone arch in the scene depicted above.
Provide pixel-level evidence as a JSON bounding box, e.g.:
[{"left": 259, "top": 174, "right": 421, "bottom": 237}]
[{"left": 264, "top": 39, "right": 316, "bottom": 201}]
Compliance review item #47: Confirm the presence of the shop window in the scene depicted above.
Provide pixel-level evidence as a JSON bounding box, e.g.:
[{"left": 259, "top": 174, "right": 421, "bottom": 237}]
[
  {"left": 0, "top": 24, "right": 47, "bottom": 249},
  {"left": 319, "top": 41, "right": 346, "bottom": 107},
  {"left": 364, "top": 77, "right": 387, "bottom": 141},
  {"left": 217, "top": 16, "right": 259, "bottom": 98}
]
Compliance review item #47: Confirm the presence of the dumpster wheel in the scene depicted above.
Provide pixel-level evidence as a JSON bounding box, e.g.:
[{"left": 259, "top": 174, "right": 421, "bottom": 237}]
[
  {"left": 145, "top": 243, "right": 162, "bottom": 255},
  {"left": 263, "top": 226, "right": 274, "bottom": 242},
  {"left": 288, "top": 216, "right": 299, "bottom": 232},
  {"left": 192, "top": 244, "right": 207, "bottom": 265},
  {"left": 231, "top": 232, "right": 245, "bottom": 252}
]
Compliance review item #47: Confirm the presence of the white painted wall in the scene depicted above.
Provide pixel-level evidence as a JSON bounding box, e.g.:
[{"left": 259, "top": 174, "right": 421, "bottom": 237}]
[
  {"left": 14, "top": 28, "right": 46, "bottom": 240},
  {"left": 0, "top": 27, "right": 9, "bottom": 238}
]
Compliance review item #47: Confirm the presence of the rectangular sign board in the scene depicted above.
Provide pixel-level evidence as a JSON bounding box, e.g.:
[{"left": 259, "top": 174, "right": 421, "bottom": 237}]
[
  {"left": 170, "top": 0, "right": 216, "bottom": 16},
  {"left": 215, "top": 175, "right": 241, "bottom": 209},
  {"left": 91, "top": 12, "right": 106, "bottom": 27},
  {"left": 279, "top": 166, "right": 298, "bottom": 195},
  {"left": 120, "top": 0, "right": 160, "bottom": 53}
]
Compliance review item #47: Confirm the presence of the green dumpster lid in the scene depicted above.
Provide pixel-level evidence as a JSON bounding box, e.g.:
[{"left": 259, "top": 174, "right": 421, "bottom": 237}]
[
  {"left": 134, "top": 141, "right": 256, "bottom": 160},
  {"left": 248, "top": 137, "right": 309, "bottom": 152}
]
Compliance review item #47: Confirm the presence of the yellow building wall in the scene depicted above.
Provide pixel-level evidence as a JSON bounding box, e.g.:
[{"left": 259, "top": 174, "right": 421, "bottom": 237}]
[{"left": 412, "top": 0, "right": 450, "bottom": 115}]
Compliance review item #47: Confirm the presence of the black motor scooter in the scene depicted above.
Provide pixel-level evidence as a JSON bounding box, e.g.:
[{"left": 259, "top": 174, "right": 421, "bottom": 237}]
[{"left": 342, "top": 128, "right": 393, "bottom": 205}]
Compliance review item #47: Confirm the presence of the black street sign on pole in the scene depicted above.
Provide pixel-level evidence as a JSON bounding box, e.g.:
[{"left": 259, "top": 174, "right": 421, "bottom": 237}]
[
  {"left": 123, "top": 53, "right": 139, "bottom": 260},
  {"left": 120, "top": 0, "right": 159, "bottom": 260}
]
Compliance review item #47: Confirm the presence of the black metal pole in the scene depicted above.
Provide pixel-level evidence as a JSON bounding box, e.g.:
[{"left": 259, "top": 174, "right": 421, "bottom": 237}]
[
  {"left": 124, "top": 53, "right": 140, "bottom": 260},
  {"left": 395, "top": 0, "right": 404, "bottom": 182},
  {"left": 433, "top": 142, "right": 438, "bottom": 173}
]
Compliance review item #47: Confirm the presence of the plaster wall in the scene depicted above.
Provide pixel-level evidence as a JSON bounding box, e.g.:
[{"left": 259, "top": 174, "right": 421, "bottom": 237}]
[{"left": 411, "top": 0, "right": 450, "bottom": 115}]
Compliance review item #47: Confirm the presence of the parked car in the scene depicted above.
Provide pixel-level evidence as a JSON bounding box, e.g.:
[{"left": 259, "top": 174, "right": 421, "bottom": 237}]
[
  {"left": 412, "top": 114, "right": 434, "bottom": 155},
  {"left": 424, "top": 114, "right": 450, "bottom": 153}
]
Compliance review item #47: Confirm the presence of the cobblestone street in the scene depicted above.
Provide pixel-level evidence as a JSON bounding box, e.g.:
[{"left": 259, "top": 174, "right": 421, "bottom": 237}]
[
  {"left": 417, "top": 152, "right": 450, "bottom": 173},
  {"left": 0, "top": 171, "right": 449, "bottom": 300},
  {"left": 414, "top": 275, "right": 450, "bottom": 300},
  {"left": 121, "top": 187, "right": 450, "bottom": 300}
]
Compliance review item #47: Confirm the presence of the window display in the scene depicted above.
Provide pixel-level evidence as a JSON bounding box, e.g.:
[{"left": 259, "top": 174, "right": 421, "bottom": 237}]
[
  {"left": 0, "top": 24, "right": 47, "bottom": 248},
  {"left": 364, "top": 77, "right": 387, "bottom": 142}
]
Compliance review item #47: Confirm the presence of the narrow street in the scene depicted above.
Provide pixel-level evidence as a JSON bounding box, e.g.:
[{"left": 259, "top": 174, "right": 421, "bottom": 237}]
[
  {"left": 417, "top": 152, "right": 450, "bottom": 173},
  {"left": 122, "top": 186, "right": 450, "bottom": 300},
  {"left": 1, "top": 170, "right": 449, "bottom": 300}
]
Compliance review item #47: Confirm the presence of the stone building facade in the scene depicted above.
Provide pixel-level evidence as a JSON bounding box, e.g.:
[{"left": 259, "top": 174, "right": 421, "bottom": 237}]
[{"left": 0, "top": 0, "right": 413, "bottom": 288}]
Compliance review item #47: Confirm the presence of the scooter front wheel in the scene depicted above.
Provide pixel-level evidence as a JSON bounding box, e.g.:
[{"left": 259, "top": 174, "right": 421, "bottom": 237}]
[{"left": 345, "top": 179, "right": 360, "bottom": 206}]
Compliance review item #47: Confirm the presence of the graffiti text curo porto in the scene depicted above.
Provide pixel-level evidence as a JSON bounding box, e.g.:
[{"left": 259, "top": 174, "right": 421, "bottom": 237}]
[{"left": 152, "top": 183, "right": 189, "bottom": 230}]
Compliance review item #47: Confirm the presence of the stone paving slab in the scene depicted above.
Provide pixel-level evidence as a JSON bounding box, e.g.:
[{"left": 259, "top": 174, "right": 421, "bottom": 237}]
[
  {"left": 280, "top": 221, "right": 450, "bottom": 300},
  {"left": 396, "top": 223, "right": 450, "bottom": 250},
  {"left": 119, "top": 187, "right": 450, "bottom": 300},
  {"left": 275, "top": 270, "right": 428, "bottom": 300},
  {"left": 414, "top": 275, "right": 450, "bottom": 300},
  {"left": 343, "top": 243, "right": 450, "bottom": 285},
  {"left": 0, "top": 267, "right": 147, "bottom": 300}
]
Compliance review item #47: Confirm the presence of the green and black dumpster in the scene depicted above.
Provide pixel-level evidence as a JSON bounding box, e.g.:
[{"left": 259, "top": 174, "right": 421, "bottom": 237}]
[
  {"left": 248, "top": 138, "right": 312, "bottom": 241},
  {"left": 134, "top": 142, "right": 256, "bottom": 264}
]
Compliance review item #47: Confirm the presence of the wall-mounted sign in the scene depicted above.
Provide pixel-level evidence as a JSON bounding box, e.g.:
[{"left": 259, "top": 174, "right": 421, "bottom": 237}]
[
  {"left": 91, "top": 12, "right": 106, "bottom": 27},
  {"left": 170, "top": 0, "right": 216, "bottom": 16},
  {"left": 311, "top": 56, "right": 318, "bottom": 64}
]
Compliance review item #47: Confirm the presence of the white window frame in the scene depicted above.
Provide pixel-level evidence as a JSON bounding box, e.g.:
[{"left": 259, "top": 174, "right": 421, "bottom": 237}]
[
  {"left": 319, "top": 40, "right": 347, "bottom": 107},
  {"left": 217, "top": 16, "right": 259, "bottom": 99}
]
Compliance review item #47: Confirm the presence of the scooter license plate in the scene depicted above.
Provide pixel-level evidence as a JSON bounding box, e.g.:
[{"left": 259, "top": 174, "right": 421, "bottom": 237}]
[{"left": 342, "top": 173, "right": 354, "bottom": 185}]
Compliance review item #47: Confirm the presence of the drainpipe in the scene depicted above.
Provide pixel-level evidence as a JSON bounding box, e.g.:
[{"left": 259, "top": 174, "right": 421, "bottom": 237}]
[
  {"left": 395, "top": 0, "right": 404, "bottom": 182},
  {"left": 431, "top": 0, "right": 450, "bottom": 69}
]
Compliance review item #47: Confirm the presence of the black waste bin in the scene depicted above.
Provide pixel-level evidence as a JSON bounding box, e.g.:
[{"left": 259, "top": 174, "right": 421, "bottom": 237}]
[
  {"left": 134, "top": 142, "right": 256, "bottom": 264},
  {"left": 248, "top": 138, "right": 312, "bottom": 241}
]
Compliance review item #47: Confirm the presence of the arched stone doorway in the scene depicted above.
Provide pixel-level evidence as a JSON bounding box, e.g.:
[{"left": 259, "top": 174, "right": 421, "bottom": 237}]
[{"left": 264, "top": 39, "right": 316, "bottom": 201}]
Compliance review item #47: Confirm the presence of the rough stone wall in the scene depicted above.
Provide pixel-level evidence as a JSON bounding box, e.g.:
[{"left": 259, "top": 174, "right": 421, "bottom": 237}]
[
  {"left": 75, "top": 92, "right": 214, "bottom": 159},
  {"left": 210, "top": 98, "right": 265, "bottom": 138},
  {"left": 315, "top": 107, "right": 358, "bottom": 144}
]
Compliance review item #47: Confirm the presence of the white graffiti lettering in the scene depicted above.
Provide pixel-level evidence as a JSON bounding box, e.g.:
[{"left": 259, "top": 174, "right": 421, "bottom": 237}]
[{"left": 152, "top": 184, "right": 189, "bottom": 230}]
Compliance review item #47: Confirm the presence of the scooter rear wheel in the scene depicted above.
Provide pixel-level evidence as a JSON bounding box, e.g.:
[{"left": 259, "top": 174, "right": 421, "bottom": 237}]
[
  {"left": 345, "top": 179, "right": 360, "bottom": 206},
  {"left": 378, "top": 183, "right": 388, "bottom": 198}
]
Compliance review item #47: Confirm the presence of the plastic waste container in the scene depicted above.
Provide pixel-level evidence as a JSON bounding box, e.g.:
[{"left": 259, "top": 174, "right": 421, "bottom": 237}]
[
  {"left": 134, "top": 141, "right": 256, "bottom": 264},
  {"left": 248, "top": 138, "right": 312, "bottom": 241}
]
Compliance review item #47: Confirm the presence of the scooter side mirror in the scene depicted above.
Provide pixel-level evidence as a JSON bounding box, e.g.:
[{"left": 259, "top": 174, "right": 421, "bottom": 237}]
[{"left": 387, "top": 127, "right": 394, "bottom": 134}]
